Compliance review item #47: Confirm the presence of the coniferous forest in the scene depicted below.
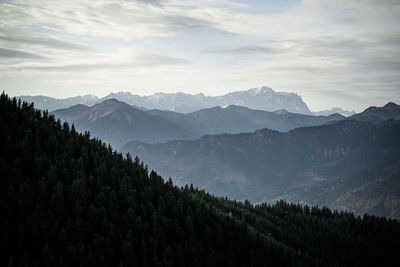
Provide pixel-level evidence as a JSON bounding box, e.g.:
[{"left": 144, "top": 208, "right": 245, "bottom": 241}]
[{"left": 1, "top": 92, "right": 400, "bottom": 266}]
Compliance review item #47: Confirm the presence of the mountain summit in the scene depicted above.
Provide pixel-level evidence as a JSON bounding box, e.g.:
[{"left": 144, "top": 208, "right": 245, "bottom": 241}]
[{"left": 247, "top": 86, "right": 275, "bottom": 95}]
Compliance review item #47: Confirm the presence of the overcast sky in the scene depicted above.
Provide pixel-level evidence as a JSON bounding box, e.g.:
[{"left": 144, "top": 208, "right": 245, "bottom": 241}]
[{"left": 1, "top": 0, "right": 399, "bottom": 111}]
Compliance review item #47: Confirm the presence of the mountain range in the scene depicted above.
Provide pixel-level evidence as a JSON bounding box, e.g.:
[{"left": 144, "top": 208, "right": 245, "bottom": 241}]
[
  {"left": 19, "top": 91, "right": 400, "bottom": 219},
  {"left": 19, "top": 86, "right": 314, "bottom": 114},
  {"left": 122, "top": 103, "right": 400, "bottom": 219},
  {"left": 2, "top": 92, "right": 399, "bottom": 266},
  {"left": 51, "top": 99, "right": 345, "bottom": 148},
  {"left": 313, "top": 107, "right": 356, "bottom": 117},
  {"left": 102, "top": 87, "right": 312, "bottom": 114}
]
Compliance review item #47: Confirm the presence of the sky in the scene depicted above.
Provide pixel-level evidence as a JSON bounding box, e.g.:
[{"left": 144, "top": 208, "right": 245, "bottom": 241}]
[{"left": 0, "top": 0, "right": 399, "bottom": 112}]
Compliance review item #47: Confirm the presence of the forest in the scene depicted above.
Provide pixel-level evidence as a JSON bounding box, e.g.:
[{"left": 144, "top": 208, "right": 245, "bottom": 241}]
[{"left": 1, "top": 92, "right": 399, "bottom": 266}]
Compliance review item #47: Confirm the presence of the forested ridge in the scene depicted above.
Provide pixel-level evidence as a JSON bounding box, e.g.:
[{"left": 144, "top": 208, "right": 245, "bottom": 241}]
[
  {"left": 1, "top": 92, "right": 399, "bottom": 266},
  {"left": 122, "top": 115, "right": 400, "bottom": 218}
]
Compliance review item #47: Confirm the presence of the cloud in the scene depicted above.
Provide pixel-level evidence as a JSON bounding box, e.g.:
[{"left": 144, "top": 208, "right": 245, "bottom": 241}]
[
  {"left": 0, "top": 0, "right": 225, "bottom": 39},
  {"left": 167, "top": 0, "right": 250, "bottom": 9},
  {"left": 1, "top": 0, "right": 398, "bottom": 40},
  {"left": 0, "top": 47, "right": 47, "bottom": 59},
  {"left": 0, "top": 35, "right": 92, "bottom": 51},
  {"left": 138, "top": 0, "right": 164, "bottom": 5},
  {"left": 206, "top": 44, "right": 283, "bottom": 55},
  {"left": 7, "top": 53, "right": 190, "bottom": 72},
  {"left": 163, "top": 15, "right": 223, "bottom": 34}
]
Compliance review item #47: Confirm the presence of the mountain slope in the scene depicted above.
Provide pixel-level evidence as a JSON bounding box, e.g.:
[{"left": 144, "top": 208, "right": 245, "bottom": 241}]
[
  {"left": 122, "top": 119, "right": 400, "bottom": 218},
  {"left": 1, "top": 92, "right": 399, "bottom": 266},
  {"left": 51, "top": 99, "right": 195, "bottom": 148}
]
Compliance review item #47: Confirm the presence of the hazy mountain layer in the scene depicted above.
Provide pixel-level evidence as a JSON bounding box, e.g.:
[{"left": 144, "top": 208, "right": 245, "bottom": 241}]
[
  {"left": 52, "top": 100, "right": 344, "bottom": 147},
  {"left": 17, "top": 94, "right": 99, "bottom": 111},
  {"left": 313, "top": 107, "right": 356, "bottom": 117},
  {"left": 122, "top": 119, "right": 400, "bottom": 219},
  {"left": 51, "top": 99, "right": 195, "bottom": 148},
  {"left": 147, "top": 105, "right": 344, "bottom": 137}
]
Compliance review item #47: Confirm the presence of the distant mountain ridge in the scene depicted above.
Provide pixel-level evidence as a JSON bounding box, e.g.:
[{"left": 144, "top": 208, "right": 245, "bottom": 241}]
[
  {"left": 19, "top": 86, "right": 312, "bottom": 114},
  {"left": 313, "top": 107, "right": 356, "bottom": 117},
  {"left": 17, "top": 94, "right": 99, "bottom": 111},
  {"left": 52, "top": 99, "right": 345, "bottom": 147},
  {"left": 100, "top": 86, "right": 312, "bottom": 114},
  {"left": 51, "top": 101, "right": 400, "bottom": 151},
  {"left": 146, "top": 104, "right": 344, "bottom": 137}
]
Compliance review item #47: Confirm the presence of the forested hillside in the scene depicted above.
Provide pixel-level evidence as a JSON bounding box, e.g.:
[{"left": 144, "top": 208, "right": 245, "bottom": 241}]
[
  {"left": 1, "top": 92, "right": 399, "bottom": 266},
  {"left": 123, "top": 119, "right": 400, "bottom": 218}
]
